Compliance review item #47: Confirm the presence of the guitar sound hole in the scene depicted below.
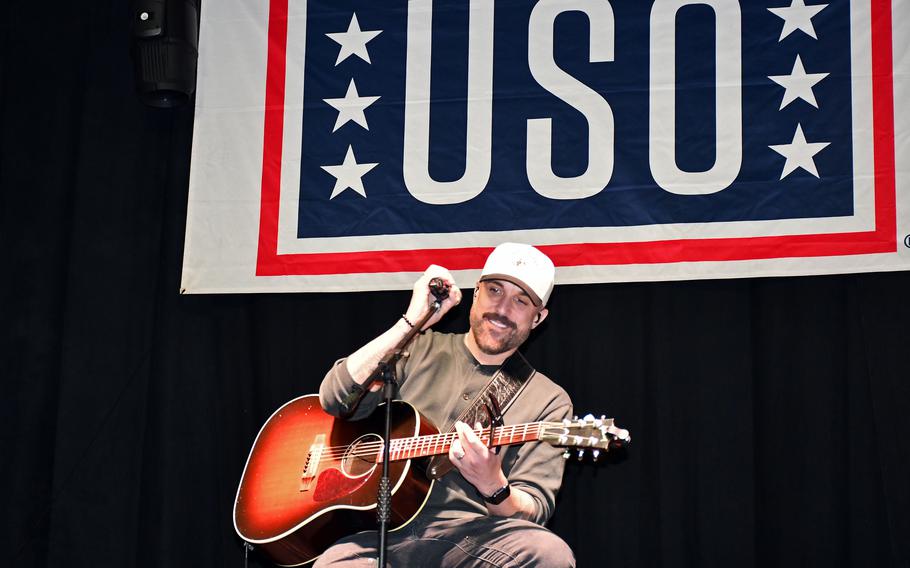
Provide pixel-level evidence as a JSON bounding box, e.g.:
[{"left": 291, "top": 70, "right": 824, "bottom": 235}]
[{"left": 342, "top": 434, "right": 382, "bottom": 478}]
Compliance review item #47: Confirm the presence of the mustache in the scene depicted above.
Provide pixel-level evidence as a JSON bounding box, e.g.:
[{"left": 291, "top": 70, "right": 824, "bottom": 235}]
[{"left": 482, "top": 313, "right": 516, "bottom": 329}]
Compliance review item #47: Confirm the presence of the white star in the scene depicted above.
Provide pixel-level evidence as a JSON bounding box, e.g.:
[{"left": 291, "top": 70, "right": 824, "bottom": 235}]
[
  {"left": 321, "top": 145, "right": 378, "bottom": 199},
  {"left": 323, "top": 79, "right": 381, "bottom": 132},
  {"left": 768, "top": 55, "right": 829, "bottom": 109},
  {"left": 768, "top": 0, "right": 828, "bottom": 41},
  {"left": 326, "top": 14, "right": 382, "bottom": 66},
  {"left": 769, "top": 123, "right": 830, "bottom": 179}
]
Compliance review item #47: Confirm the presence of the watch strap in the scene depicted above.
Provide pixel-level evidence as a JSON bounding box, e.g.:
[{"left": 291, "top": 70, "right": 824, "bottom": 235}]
[{"left": 482, "top": 483, "right": 511, "bottom": 505}]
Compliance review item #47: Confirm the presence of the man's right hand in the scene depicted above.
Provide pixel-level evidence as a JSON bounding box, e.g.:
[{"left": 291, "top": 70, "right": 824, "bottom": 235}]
[
  {"left": 403, "top": 265, "right": 462, "bottom": 330},
  {"left": 342, "top": 265, "right": 462, "bottom": 386}
]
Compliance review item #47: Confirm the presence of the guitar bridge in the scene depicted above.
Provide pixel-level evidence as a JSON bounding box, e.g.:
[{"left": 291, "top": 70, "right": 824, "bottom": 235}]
[{"left": 300, "top": 434, "right": 325, "bottom": 492}]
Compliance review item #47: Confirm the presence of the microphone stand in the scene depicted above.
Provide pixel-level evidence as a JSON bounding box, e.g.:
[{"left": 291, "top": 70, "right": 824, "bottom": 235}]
[{"left": 372, "top": 283, "right": 448, "bottom": 567}]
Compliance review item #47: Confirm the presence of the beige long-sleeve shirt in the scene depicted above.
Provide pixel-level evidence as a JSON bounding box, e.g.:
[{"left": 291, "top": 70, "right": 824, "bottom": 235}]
[{"left": 319, "top": 331, "right": 573, "bottom": 525}]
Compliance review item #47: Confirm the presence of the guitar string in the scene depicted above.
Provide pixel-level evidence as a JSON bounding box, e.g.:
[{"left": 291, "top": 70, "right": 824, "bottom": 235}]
[
  {"left": 304, "top": 422, "right": 592, "bottom": 464},
  {"left": 310, "top": 425, "right": 546, "bottom": 463},
  {"left": 300, "top": 424, "right": 539, "bottom": 463}
]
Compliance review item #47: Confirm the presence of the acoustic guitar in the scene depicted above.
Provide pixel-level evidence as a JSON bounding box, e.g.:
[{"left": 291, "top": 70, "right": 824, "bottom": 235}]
[{"left": 233, "top": 394, "right": 629, "bottom": 566}]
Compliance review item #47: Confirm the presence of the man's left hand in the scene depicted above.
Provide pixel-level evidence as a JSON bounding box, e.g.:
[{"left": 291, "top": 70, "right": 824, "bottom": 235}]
[{"left": 448, "top": 420, "right": 508, "bottom": 497}]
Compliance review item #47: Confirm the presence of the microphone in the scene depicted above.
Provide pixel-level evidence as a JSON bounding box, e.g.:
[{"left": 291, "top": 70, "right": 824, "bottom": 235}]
[{"left": 428, "top": 278, "right": 450, "bottom": 302}]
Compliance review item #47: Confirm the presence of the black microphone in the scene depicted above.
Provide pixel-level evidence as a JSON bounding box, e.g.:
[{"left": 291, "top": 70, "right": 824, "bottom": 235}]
[{"left": 428, "top": 277, "right": 450, "bottom": 302}]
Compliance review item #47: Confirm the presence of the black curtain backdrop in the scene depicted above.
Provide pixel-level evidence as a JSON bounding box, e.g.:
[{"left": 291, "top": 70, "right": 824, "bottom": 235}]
[{"left": 2, "top": 3, "right": 909, "bottom": 567}]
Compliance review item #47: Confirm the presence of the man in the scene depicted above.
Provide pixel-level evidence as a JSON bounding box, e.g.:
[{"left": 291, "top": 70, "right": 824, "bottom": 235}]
[{"left": 316, "top": 243, "right": 575, "bottom": 567}]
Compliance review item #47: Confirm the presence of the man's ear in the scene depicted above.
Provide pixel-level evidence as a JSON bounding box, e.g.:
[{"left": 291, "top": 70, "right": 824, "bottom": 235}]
[{"left": 532, "top": 308, "right": 549, "bottom": 328}]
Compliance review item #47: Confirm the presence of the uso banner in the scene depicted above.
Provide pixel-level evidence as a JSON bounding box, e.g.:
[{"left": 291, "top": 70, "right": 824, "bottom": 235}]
[{"left": 181, "top": 0, "right": 910, "bottom": 294}]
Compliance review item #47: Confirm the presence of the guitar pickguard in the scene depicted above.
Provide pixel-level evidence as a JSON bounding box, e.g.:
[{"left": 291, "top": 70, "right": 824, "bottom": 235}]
[
  {"left": 312, "top": 432, "right": 380, "bottom": 502},
  {"left": 312, "top": 466, "right": 372, "bottom": 503}
]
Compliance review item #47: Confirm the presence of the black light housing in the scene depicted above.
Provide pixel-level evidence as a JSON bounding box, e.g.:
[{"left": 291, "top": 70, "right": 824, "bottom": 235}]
[{"left": 131, "top": 0, "right": 199, "bottom": 108}]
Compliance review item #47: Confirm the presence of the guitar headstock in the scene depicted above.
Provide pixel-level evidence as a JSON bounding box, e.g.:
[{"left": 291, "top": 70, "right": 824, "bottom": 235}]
[{"left": 540, "top": 414, "right": 631, "bottom": 461}]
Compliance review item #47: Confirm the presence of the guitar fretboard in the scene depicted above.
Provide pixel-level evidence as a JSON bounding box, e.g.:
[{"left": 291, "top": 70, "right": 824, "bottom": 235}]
[{"left": 386, "top": 422, "right": 554, "bottom": 462}]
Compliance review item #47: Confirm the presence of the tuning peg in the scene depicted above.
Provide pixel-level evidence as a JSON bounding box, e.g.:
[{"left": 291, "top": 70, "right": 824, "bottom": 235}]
[
  {"left": 592, "top": 449, "right": 601, "bottom": 462},
  {"left": 577, "top": 449, "right": 585, "bottom": 461},
  {"left": 562, "top": 449, "right": 571, "bottom": 460}
]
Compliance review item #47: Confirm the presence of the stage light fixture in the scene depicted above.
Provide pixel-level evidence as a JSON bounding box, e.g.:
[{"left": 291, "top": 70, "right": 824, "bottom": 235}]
[{"left": 131, "top": 0, "right": 199, "bottom": 108}]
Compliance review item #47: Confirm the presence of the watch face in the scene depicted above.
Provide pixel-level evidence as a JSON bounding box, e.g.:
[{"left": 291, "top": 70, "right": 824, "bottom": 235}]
[{"left": 485, "top": 484, "right": 511, "bottom": 504}]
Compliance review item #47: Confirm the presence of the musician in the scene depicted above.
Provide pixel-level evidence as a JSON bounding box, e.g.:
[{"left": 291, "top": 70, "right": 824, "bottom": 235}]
[{"left": 316, "top": 243, "right": 575, "bottom": 567}]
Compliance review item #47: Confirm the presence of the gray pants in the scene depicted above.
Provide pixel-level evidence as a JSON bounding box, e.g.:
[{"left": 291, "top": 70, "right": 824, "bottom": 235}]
[{"left": 311, "top": 516, "right": 575, "bottom": 568}]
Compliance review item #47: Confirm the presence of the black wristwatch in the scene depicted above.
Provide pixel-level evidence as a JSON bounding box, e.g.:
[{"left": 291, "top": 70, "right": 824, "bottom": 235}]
[{"left": 482, "top": 483, "right": 511, "bottom": 505}]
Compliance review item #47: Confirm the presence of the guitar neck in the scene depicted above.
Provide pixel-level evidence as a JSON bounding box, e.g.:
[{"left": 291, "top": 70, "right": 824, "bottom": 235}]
[{"left": 388, "top": 422, "right": 549, "bottom": 461}]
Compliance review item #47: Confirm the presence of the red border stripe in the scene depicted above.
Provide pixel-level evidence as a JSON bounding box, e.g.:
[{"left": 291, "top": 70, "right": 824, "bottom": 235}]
[{"left": 256, "top": 0, "right": 288, "bottom": 275}]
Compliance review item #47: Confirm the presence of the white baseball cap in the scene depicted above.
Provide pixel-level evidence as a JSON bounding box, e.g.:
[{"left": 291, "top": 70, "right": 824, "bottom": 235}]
[{"left": 479, "top": 243, "right": 555, "bottom": 306}]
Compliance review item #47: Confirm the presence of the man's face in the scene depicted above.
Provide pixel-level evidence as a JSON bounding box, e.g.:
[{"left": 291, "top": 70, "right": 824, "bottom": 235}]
[{"left": 468, "top": 279, "right": 547, "bottom": 357}]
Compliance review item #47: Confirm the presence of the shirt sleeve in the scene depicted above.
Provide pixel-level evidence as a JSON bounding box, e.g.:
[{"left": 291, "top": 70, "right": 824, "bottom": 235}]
[
  {"left": 318, "top": 333, "right": 428, "bottom": 419},
  {"left": 318, "top": 358, "right": 385, "bottom": 420},
  {"left": 502, "top": 385, "right": 573, "bottom": 525}
]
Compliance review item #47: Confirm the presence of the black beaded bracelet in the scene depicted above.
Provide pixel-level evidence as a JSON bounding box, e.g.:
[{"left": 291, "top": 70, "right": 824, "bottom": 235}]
[{"left": 401, "top": 314, "right": 415, "bottom": 328}]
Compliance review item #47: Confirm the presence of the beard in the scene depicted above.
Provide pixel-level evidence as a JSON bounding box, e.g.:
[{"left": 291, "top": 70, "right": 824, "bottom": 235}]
[{"left": 468, "top": 311, "right": 531, "bottom": 356}]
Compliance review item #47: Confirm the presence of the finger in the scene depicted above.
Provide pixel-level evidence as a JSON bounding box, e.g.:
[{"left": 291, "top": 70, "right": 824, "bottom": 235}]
[
  {"left": 434, "top": 275, "right": 461, "bottom": 310},
  {"left": 426, "top": 267, "right": 458, "bottom": 295},
  {"left": 475, "top": 421, "right": 489, "bottom": 446},
  {"left": 447, "top": 285, "right": 463, "bottom": 306},
  {"left": 454, "top": 421, "right": 474, "bottom": 446},
  {"left": 449, "top": 438, "right": 465, "bottom": 461},
  {"left": 457, "top": 421, "right": 483, "bottom": 447},
  {"left": 424, "top": 265, "right": 451, "bottom": 290}
]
